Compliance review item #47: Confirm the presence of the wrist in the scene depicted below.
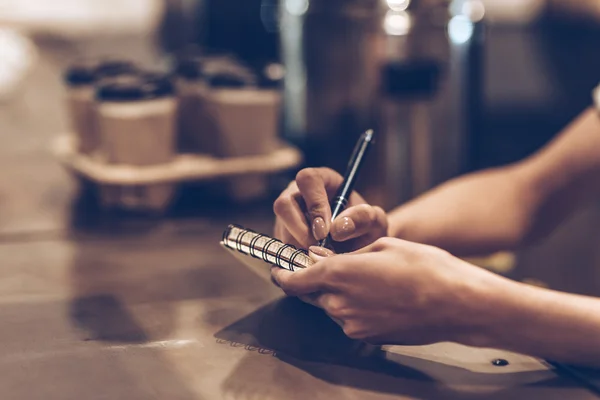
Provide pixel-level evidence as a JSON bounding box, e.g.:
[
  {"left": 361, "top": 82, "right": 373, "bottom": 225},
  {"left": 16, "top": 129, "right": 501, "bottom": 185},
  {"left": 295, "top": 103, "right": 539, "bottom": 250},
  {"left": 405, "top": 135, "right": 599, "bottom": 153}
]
[
  {"left": 384, "top": 212, "right": 393, "bottom": 237},
  {"left": 457, "top": 272, "right": 600, "bottom": 366},
  {"left": 450, "top": 267, "right": 528, "bottom": 349}
]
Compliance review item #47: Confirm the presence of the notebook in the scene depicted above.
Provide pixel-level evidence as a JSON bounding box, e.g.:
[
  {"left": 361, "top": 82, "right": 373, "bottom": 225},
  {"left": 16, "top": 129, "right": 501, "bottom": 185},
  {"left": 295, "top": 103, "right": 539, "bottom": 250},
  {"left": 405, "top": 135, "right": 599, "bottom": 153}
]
[{"left": 221, "top": 224, "right": 314, "bottom": 280}]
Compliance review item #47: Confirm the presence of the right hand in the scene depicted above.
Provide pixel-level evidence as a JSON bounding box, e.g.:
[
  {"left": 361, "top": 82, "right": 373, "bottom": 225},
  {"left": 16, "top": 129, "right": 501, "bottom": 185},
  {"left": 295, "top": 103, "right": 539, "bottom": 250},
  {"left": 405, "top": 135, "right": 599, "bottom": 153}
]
[{"left": 273, "top": 167, "right": 388, "bottom": 252}]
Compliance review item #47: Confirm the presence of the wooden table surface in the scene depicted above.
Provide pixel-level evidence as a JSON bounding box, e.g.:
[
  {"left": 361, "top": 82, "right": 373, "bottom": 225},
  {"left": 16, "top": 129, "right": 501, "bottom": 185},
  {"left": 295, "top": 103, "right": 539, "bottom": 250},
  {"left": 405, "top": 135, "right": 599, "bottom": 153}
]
[{"left": 0, "top": 35, "right": 599, "bottom": 399}]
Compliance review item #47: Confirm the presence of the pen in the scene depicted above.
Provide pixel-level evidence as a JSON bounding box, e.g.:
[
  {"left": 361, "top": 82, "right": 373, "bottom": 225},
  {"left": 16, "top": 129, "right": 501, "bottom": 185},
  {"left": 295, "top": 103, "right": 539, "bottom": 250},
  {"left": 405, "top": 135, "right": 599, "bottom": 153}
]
[
  {"left": 545, "top": 360, "right": 600, "bottom": 396},
  {"left": 318, "top": 129, "right": 375, "bottom": 249}
]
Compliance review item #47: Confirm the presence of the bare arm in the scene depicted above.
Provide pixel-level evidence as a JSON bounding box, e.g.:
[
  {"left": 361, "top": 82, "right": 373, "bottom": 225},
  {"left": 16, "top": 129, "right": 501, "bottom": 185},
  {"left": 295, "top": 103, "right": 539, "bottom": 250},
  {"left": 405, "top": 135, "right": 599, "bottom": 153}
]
[
  {"left": 388, "top": 107, "right": 600, "bottom": 256},
  {"left": 471, "top": 273, "right": 600, "bottom": 367},
  {"left": 273, "top": 237, "right": 600, "bottom": 367}
]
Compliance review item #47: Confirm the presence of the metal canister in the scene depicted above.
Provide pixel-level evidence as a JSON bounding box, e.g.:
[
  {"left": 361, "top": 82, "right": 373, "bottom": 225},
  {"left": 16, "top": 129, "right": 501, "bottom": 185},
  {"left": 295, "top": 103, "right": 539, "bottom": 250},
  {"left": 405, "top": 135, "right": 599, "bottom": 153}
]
[{"left": 279, "top": 0, "right": 382, "bottom": 172}]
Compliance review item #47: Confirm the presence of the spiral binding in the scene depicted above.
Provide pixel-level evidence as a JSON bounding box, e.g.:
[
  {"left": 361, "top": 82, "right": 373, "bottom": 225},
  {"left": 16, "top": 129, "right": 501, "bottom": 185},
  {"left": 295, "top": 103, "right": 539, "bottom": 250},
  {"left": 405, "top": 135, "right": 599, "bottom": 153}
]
[{"left": 223, "top": 224, "right": 309, "bottom": 271}]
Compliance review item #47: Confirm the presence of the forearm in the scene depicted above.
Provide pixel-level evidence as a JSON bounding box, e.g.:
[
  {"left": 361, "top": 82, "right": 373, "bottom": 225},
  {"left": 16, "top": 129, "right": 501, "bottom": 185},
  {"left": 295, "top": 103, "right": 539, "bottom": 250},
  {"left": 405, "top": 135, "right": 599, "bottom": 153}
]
[
  {"left": 387, "top": 107, "right": 600, "bottom": 257},
  {"left": 516, "top": 108, "right": 600, "bottom": 242},
  {"left": 472, "top": 278, "right": 600, "bottom": 367},
  {"left": 386, "top": 164, "right": 536, "bottom": 257}
]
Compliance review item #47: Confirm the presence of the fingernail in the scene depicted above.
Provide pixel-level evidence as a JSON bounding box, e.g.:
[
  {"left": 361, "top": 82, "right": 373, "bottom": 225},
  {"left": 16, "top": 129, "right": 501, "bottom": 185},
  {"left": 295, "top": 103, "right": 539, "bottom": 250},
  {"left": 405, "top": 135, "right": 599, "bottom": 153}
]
[
  {"left": 332, "top": 217, "right": 355, "bottom": 240},
  {"left": 312, "top": 217, "right": 328, "bottom": 241},
  {"left": 308, "top": 245, "right": 335, "bottom": 261}
]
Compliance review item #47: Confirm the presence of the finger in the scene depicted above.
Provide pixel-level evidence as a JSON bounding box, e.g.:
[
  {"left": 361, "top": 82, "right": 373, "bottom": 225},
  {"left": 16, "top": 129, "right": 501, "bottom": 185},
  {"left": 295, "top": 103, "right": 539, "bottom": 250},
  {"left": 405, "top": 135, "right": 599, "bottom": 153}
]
[
  {"left": 331, "top": 205, "right": 388, "bottom": 242},
  {"left": 297, "top": 292, "right": 332, "bottom": 311},
  {"left": 312, "top": 167, "right": 366, "bottom": 205},
  {"left": 270, "top": 263, "right": 327, "bottom": 296},
  {"left": 309, "top": 293, "right": 346, "bottom": 327},
  {"left": 295, "top": 168, "right": 334, "bottom": 241},
  {"left": 299, "top": 293, "right": 321, "bottom": 308},
  {"left": 296, "top": 168, "right": 367, "bottom": 239},
  {"left": 308, "top": 245, "right": 336, "bottom": 262},
  {"left": 297, "top": 295, "right": 346, "bottom": 329},
  {"left": 273, "top": 182, "right": 312, "bottom": 245},
  {"left": 271, "top": 274, "right": 281, "bottom": 288}
]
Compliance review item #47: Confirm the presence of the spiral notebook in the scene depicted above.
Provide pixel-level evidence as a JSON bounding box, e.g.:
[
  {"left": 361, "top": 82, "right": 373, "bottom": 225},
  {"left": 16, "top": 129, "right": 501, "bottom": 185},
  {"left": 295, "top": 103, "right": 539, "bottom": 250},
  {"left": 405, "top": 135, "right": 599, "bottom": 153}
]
[{"left": 221, "top": 224, "right": 314, "bottom": 280}]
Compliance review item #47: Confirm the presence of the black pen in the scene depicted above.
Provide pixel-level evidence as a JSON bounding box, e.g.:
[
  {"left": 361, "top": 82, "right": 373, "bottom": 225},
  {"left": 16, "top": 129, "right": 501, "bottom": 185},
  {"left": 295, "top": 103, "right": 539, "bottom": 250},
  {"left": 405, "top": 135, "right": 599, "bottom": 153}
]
[
  {"left": 318, "top": 129, "right": 375, "bottom": 249},
  {"left": 545, "top": 361, "right": 600, "bottom": 397}
]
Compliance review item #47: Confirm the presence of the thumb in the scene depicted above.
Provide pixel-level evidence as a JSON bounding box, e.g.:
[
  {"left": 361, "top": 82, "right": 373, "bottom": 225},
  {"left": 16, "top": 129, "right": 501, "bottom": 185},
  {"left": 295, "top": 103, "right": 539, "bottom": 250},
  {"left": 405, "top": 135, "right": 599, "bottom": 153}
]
[
  {"left": 331, "top": 204, "right": 388, "bottom": 242},
  {"left": 308, "top": 245, "right": 336, "bottom": 262},
  {"left": 271, "top": 263, "right": 326, "bottom": 296}
]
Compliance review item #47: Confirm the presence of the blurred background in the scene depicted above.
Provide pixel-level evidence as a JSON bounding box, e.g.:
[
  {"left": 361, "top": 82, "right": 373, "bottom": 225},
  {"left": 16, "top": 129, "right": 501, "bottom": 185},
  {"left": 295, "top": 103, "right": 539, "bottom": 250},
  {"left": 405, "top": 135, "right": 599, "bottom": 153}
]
[
  {"left": 5, "top": 1, "right": 597, "bottom": 206},
  {"left": 0, "top": 0, "right": 599, "bottom": 288},
  {"left": 1, "top": 1, "right": 600, "bottom": 398},
  {"left": 0, "top": 0, "right": 598, "bottom": 285},
  {"left": 3, "top": 0, "right": 600, "bottom": 208}
]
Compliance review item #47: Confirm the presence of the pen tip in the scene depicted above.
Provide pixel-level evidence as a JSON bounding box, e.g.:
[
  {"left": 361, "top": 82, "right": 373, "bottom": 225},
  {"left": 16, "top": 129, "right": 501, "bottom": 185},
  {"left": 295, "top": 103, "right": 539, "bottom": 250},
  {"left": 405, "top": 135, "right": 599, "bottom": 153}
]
[{"left": 365, "top": 129, "right": 374, "bottom": 141}]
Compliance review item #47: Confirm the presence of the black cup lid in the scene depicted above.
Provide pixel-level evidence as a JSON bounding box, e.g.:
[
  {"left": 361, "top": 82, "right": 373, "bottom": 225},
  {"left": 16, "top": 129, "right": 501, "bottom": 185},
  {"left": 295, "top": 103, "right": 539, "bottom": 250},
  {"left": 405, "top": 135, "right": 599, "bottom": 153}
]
[
  {"left": 174, "top": 49, "right": 240, "bottom": 80},
  {"left": 205, "top": 62, "right": 257, "bottom": 89},
  {"left": 64, "top": 65, "right": 96, "bottom": 86},
  {"left": 143, "top": 72, "right": 176, "bottom": 96},
  {"left": 95, "top": 60, "right": 137, "bottom": 78},
  {"left": 174, "top": 58, "right": 204, "bottom": 80},
  {"left": 96, "top": 72, "right": 174, "bottom": 102},
  {"left": 258, "top": 76, "right": 280, "bottom": 89},
  {"left": 207, "top": 71, "right": 249, "bottom": 88}
]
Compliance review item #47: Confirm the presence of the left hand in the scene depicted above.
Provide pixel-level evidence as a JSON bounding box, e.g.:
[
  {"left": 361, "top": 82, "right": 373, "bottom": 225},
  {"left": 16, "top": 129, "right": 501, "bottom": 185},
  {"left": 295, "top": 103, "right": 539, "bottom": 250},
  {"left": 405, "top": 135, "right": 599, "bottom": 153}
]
[{"left": 271, "top": 237, "right": 509, "bottom": 346}]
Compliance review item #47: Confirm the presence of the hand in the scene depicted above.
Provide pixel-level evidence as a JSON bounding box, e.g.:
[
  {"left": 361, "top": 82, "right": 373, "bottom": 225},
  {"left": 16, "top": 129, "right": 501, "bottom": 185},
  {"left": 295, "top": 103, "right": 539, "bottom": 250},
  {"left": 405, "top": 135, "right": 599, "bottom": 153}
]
[
  {"left": 271, "top": 237, "right": 507, "bottom": 346},
  {"left": 273, "top": 167, "right": 388, "bottom": 252}
]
